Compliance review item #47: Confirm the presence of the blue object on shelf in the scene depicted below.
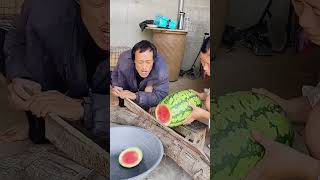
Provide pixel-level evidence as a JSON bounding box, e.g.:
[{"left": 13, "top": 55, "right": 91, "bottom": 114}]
[{"left": 154, "top": 14, "right": 177, "bottom": 29}]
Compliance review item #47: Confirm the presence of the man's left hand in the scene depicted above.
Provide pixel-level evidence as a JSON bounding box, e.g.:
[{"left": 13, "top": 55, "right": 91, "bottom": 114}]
[
  {"left": 183, "top": 103, "right": 209, "bottom": 125},
  {"left": 119, "top": 90, "right": 137, "bottom": 100},
  {"left": 27, "top": 90, "right": 84, "bottom": 120}
]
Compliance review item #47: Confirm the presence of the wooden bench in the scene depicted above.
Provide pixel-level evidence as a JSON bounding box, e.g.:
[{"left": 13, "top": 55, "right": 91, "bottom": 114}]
[{"left": 45, "top": 114, "right": 109, "bottom": 178}]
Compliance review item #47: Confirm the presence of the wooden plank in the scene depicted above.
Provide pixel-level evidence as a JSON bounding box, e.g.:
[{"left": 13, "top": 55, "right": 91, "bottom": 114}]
[
  {"left": 0, "top": 145, "right": 105, "bottom": 180},
  {"left": 45, "top": 113, "right": 109, "bottom": 178},
  {"left": 114, "top": 99, "right": 210, "bottom": 180}
]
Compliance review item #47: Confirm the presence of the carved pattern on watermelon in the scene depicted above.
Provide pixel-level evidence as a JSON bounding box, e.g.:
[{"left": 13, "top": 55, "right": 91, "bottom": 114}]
[
  {"left": 155, "top": 89, "right": 202, "bottom": 127},
  {"left": 118, "top": 147, "right": 143, "bottom": 168}
]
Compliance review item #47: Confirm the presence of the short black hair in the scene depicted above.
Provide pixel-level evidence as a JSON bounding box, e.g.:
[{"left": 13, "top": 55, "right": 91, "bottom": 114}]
[
  {"left": 131, "top": 40, "right": 157, "bottom": 61},
  {"left": 200, "top": 36, "right": 210, "bottom": 54}
]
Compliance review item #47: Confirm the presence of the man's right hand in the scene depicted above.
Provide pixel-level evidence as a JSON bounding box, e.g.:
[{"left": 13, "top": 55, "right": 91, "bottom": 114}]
[
  {"left": 8, "top": 78, "right": 41, "bottom": 111},
  {"left": 111, "top": 86, "right": 123, "bottom": 97},
  {"left": 245, "top": 130, "right": 320, "bottom": 180},
  {"left": 144, "top": 85, "right": 153, "bottom": 93}
]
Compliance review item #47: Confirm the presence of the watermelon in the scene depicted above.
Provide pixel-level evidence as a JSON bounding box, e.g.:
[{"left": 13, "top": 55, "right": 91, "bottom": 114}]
[
  {"left": 211, "top": 91, "right": 294, "bottom": 180},
  {"left": 118, "top": 147, "right": 143, "bottom": 168},
  {"left": 155, "top": 89, "right": 202, "bottom": 127}
]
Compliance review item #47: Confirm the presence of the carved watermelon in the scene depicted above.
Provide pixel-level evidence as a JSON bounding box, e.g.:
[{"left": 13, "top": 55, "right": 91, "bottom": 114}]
[
  {"left": 212, "top": 91, "right": 295, "bottom": 180},
  {"left": 118, "top": 147, "right": 143, "bottom": 168},
  {"left": 155, "top": 89, "right": 202, "bottom": 127}
]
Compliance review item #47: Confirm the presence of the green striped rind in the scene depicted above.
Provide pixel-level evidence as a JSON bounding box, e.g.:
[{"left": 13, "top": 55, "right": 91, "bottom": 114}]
[
  {"left": 157, "top": 89, "right": 202, "bottom": 127},
  {"left": 211, "top": 91, "right": 294, "bottom": 180}
]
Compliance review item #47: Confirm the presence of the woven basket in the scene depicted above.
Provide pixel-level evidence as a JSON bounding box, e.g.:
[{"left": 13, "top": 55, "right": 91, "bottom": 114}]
[
  {"left": 0, "top": 0, "right": 23, "bottom": 19},
  {"left": 0, "top": 0, "right": 24, "bottom": 30},
  {"left": 110, "top": 46, "right": 130, "bottom": 71}
]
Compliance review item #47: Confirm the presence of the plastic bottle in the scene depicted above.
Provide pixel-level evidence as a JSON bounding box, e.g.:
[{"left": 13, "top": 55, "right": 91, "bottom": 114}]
[{"left": 184, "top": 16, "right": 191, "bottom": 31}]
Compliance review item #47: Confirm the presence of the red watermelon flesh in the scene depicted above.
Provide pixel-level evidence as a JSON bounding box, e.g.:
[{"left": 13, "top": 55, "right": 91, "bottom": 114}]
[
  {"left": 156, "top": 104, "right": 171, "bottom": 125},
  {"left": 122, "top": 151, "right": 138, "bottom": 164}
]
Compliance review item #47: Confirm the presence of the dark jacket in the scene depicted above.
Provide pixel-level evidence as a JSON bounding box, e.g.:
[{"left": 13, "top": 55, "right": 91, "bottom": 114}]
[
  {"left": 111, "top": 50, "right": 169, "bottom": 109},
  {"left": 4, "top": 0, "right": 109, "bottom": 146}
]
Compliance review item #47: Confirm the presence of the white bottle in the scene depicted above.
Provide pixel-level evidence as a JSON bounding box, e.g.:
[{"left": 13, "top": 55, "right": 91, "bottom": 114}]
[{"left": 184, "top": 16, "right": 191, "bottom": 31}]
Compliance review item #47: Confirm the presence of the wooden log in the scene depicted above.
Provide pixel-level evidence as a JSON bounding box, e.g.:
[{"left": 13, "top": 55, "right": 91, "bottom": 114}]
[
  {"left": 112, "top": 99, "right": 210, "bottom": 180},
  {"left": 0, "top": 145, "right": 105, "bottom": 180},
  {"left": 45, "top": 114, "right": 109, "bottom": 178}
]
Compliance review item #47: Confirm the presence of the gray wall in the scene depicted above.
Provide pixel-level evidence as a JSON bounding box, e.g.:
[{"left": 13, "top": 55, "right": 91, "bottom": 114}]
[{"left": 110, "top": 0, "right": 210, "bottom": 70}]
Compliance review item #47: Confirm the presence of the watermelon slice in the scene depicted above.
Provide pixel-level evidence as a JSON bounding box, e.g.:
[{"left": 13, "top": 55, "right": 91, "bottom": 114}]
[
  {"left": 118, "top": 147, "right": 143, "bottom": 168},
  {"left": 155, "top": 104, "right": 172, "bottom": 126}
]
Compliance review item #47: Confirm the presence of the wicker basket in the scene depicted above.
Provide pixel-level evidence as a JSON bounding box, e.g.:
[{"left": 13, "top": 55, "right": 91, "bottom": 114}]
[
  {"left": 110, "top": 46, "right": 131, "bottom": 71},
  {"left": 0, "top": 0, "right": 23, "bottom": 19},
  {"left": 0, "top": 0, "right": 24, "bottom": 30}
]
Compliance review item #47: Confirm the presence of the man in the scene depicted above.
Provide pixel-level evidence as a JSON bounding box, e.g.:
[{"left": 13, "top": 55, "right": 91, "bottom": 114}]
[
  {"left": 245, "top": 0, "right": 320, "bottom": 179},
  {"left": 111, "top": 40, "right": 169, "bottom": 110},
  {"left": 0, "top": 0, "right": 109, "bottom": 147},
  {"left": 183, "top": 37, "right": 211, "bottom": 126}
]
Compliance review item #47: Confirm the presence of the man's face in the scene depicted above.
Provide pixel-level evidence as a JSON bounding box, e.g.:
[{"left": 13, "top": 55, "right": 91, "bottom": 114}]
[
  {"left": 80, "top": 0, "right": 109, "bottom": 50},
  {"left": 200, "top": 50, "right": 210, "bottom": 77},
  {"left": 134, "top": 49, "right": 154, "bottom": 78},
  {"left": 292, "top": 0, "right": 320, "bottom": 45}
]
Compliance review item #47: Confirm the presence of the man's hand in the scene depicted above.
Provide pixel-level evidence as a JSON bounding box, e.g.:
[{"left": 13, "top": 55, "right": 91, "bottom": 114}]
[
  {"left": 252, "top": 88, "right": 285, "bottom": 105},
  {"left": 145, "top": 85, "right": 153, "bottom": 93},
  {"left": 245, "top": 130, "right": 320, "bottom": 180},
  {"left": 0, "top": 122, "right": 29, "bottom": 142},
  {"left": 183, "top": 103, "right": 210, "bottom": 125},
  {"left": 119, "top": 90, "right": 137, "bottom": 100},
  {"left": 205, "top": 95, "right": 210, "bottom": 111},
  {"left": 27, "top": 90, "right": 84, "bottom": 120},
  {"left": 193, "top": 90, "right": 207, "bottom": 101},
  {"left": 111, "top": 86, "right": 123, "bottom": 97},
  {"left": 8, "top": 78, "right": 41, "bottom": 110},
  {"left": 193, "top": 90, "right": 210, "bottom": 109}
]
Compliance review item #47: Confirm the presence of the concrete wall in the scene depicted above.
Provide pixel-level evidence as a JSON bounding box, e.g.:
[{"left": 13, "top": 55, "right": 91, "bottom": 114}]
[
  {"left": 212, "top": 0, "right": 228, "bottom": 56},
  {"left": 110, "top": 0, "right": 210, "bottom": 70}
]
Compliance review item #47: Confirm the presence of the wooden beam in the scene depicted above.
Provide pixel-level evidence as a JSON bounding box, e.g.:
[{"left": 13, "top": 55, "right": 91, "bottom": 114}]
[
  {"left": 45, "top": 113, "right": 109, "bottom": 178},
  {"left": 0, "top": 145, "right": 106, "bottom": 180}
]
